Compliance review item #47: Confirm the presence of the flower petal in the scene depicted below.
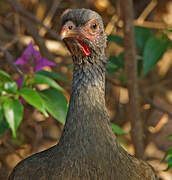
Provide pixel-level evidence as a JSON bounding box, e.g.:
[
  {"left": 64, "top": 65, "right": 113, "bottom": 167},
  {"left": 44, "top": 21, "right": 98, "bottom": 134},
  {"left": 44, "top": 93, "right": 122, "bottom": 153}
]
[
  {"left": 14, "top": 41, "right": 55, "bottom": 73},
  {"left": 34, "top": 58, "right": 55, "bottom": 72},
  {"left": 14, "top": 57, "right": 27, "bottom": 65},
  {"left": 16, "top": 78, "right": 24, "bottom": 89},
  {"left": 21, "top": 42, "right": 34, "bottom": 62},
  {"left": 33, "top": 48, "right": 41, "bottom": 62}
]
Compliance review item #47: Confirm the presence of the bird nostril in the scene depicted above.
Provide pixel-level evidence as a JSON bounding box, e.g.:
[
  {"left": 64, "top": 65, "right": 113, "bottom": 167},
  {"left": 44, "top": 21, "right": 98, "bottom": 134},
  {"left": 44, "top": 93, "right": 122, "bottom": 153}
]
[{"left": 68, "top": 25, "right": 73, "bottom": 30}]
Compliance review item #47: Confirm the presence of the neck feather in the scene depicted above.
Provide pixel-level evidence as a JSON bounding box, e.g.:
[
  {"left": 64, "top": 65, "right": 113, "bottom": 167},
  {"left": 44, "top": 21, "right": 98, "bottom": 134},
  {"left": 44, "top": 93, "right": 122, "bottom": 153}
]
[
  {"left": 58, "top": 52, "right": 112, "bottom": 147},
  {"left": 72, "top": 54, "right": 106, "bottom": 90}
]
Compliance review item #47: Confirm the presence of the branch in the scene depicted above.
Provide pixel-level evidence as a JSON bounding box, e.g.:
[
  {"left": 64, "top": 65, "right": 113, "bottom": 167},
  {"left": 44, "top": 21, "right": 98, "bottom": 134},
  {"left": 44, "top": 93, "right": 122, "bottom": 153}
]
[
  {"left": 105, "top": 14, "right": 119, "bottom": 35},
  {"left": 5, "top": 0, "right": 60, "bottom": 41},
  {"left": 1, "top": 137, "right": 24, "bottom": 159},
  {"left": 2, "top": 37, "right": 19, "bottom": 50},
  {"left": 134, "top": 20, "right": 172, "bottom": 29},
  {"left": 106, "top": 77, "right": 126, "bottom": 88},
  {"left": 21, "top": 17, "right": 55, "bottom": 61},
  {"left": 140, "top": 90, "right": 172, "bottom": 119},
  {"left": 137, "top": 0, "right": 157, "bottom": 23},
  {"left": 0, "top": 41, "right": 23, "bottom": 78},
  {"left": 107, "top": 78, "right": 172, "bottom": 121},
  {"left": 39, "top": 0, "right": 62, "bottom": 36},
  {"left": 120, "top": 0, "right": 145, "bottom": 158}
]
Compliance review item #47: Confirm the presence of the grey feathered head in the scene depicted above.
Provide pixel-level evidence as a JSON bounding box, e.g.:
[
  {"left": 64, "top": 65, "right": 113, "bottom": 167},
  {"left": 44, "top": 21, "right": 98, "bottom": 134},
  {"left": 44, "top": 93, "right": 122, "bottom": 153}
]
[{"left": 60, "top": 9, "right": 106, "bottom": 58}]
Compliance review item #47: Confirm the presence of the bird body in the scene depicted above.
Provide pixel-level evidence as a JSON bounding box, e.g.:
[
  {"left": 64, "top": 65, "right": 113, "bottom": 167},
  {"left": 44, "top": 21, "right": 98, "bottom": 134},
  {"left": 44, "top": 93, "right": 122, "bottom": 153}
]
[{"left": 9, "top": 9, "right": 157, "bottom": 180}]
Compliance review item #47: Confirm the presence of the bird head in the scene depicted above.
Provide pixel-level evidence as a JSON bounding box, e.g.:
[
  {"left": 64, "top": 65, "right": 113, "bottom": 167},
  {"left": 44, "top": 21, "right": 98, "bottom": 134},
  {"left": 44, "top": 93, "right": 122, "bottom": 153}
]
[{"left": 60, "top": 9, "right": 106, "bottom": 60}]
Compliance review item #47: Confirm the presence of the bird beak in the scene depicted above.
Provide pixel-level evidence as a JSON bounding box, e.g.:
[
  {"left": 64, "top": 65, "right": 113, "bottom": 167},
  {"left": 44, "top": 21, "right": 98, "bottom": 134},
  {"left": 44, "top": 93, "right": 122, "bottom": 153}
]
[
  {"left": 60, "top": 27, "right": 91, "bottom": 56},
  {"left": 60, "top": 28, "right": 83, "bottom": 40}
]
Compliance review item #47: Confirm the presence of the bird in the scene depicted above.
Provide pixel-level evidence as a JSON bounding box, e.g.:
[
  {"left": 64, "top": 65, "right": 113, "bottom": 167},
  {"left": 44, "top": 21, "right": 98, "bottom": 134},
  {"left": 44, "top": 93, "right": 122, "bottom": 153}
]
[{"left": 9, "top": 9, "right": 158, "bottom": 180}]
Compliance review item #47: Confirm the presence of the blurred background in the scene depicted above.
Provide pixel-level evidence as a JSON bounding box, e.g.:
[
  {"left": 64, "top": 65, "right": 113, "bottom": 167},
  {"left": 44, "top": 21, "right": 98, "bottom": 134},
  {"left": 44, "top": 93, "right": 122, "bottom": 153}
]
[{"left": 0, "top": 0, "right": 172, "bottom": 179}]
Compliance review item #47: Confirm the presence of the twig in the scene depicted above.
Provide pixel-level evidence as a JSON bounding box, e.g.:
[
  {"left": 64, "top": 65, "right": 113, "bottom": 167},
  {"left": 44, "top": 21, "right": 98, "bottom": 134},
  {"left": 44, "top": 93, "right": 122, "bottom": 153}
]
[
  {"left": 14, "top": 13, "right": 20, "bottom": 35},
  {"left": 108, "top": 0, "right": 171, "bottom": 30},
  {"left": 134, "top": 20, "right": 172, "bottom": 29},
  {"left": 137, "top": 0, "right": 157, "bottom": 23},
  {"left": 120, "top": 0, "right": 145, "bottom": 158},
  {"left": 39, "top": 0, "right": 62, "bottom": 36},
  {"left": 140, "top": 90, "right": 172, "bottom": 119},
  {"left": 1, "top": 137, "right": 24, "bottom": 159},
  {"left": 20, "top": 17, "right": 55, "bottom": 61},
  {"left": 0, "top": 37, "right": 19, "bottom": 51},
  {"left": 15, "top": 35, "right": 68, "bottom": 56},
  {"left": 142, "top": 79, "right": 171, "bottom": 93},
  {"left": 5, "top": 0, "right": 60, "bottom": 41},
  {"left": 107, "top": 78, "right": 172, "bottom": 119},
  {"left": 105, "top": 14, "right": 119, "bottom": 35},
  {"left": 0, "top": 41, "right": 23, "bottom": 78},
  {"left": 106, "top": 77, "right": 126, "bottom": 88}
]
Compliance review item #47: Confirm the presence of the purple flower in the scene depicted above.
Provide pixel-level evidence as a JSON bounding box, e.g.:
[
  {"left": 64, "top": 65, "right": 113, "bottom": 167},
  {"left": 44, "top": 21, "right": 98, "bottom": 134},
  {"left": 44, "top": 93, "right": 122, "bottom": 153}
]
[
  {"left": 15, "top": 42, "right": 55, "bottom": 73},
  {"left": 16, "top": 78, "right": 23, "bottom": 89},
  {"left": 14, "top": 42, "right": 55, "bottom": 87}
]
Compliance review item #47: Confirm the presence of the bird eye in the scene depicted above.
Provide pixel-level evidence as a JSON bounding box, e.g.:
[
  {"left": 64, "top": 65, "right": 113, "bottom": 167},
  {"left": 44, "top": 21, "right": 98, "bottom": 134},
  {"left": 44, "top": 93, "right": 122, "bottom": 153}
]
[{"left": 91, "top": 23, "right": 97, "bottom": 29}]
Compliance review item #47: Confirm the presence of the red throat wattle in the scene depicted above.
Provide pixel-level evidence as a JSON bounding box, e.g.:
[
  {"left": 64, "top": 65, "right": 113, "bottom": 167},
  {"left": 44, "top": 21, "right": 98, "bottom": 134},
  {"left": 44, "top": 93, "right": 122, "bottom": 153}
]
[
  {"left": 77, "top": 39, "right": 90, "bottom": 56},
  {"left": 66, "top": 39, "right": 90, "bottom": 57}
]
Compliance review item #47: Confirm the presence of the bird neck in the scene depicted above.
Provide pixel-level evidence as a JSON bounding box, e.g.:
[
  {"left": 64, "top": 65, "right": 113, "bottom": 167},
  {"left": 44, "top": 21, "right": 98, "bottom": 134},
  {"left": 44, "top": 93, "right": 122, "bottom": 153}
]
[
  {"left": 58, "top": 53, "right": 111, "bottom": 146},
  {"left": 72, "top": 53, "right": 107, "bottom": 90}
]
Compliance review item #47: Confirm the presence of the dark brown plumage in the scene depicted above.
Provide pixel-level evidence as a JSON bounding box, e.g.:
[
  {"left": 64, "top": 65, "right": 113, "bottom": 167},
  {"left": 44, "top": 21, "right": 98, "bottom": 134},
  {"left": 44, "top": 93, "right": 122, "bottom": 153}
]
[{"left": 9, "top": 9, "right": 158, "bottom": 180}]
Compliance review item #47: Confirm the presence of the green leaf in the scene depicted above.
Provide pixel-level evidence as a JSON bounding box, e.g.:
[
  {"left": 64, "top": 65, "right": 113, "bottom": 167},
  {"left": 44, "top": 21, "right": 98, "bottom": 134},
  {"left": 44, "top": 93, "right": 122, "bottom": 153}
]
[
  {"left": 168, "top": 29, "right": 172, "bottom": 33},
  {"left": 135, "top": 26, "right": 152, "bottom": 51},
  {"left": 0, "top": 117, "right": 9, "bottom": 136},
  {"left": 34, "top": 74, "right": 64, "bottom": 92},
  {"left": 162, "top": 148, "right": 172, "bottom": 162},
  {"left": 3, "top": 81, "right": 18, "bottom": 93},
  {"left": 119, "top": 72, "right": 126, "bottom": 84},
  {"left": 40, "top": 88, "right": 68, "bottom": 124},
  {"left": 168, "top": 134, "right": 172, "bottom": 140},
  {"left": 3, "top": 99, "right": 23, "bottom": 137},
  {"left": 165, "top": 156, "right": 172, "bottom": 171},
  {"left": 142, "top": 37, "right": 169, "bottom": 76},
  {"left": 68, "top": 64, "right": 73, "bottom": 69},
  {"left": 36, "top": 70, "right": 69, "bottom": 83},
  {"left": 19, "top": 88, "right": 48, "bottom": 117},
  {"left": 0, "top": 104, "right": 9, "bottom": 136},
  {"left": 111, "top": 123, "right": 127, "bottom": 135},
  {"left": 137, "top": 59, "right": 143, "bottom": 77},
  {"left": 106, "top": 56, "right": 119, "bottom": 75},
  {"left": 106, "top": 63, "right": 118, "bottom": 75},
  {"left": 167, "top": 41, "right": 172, "bottom": 48},
  {"left": 108, "top": 35, "right": 123, "bottom": 46},
  {"left": 0, "top": 70, "right": 12, "bottom": 82},
  {"left": 117, "top": 53, "right": 125, "bottom": 69},
  {"left": 106, "top": 54, "right": 125, "bottom": 75},
  {"left": 0, "top": 103, "right": 3, "bottom": 120}
]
